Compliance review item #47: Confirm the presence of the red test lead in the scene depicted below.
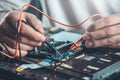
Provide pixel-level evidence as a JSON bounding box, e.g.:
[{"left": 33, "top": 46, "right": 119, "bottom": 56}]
[{"left": 70, "top": 37, "right": 83, "bottom": 50}]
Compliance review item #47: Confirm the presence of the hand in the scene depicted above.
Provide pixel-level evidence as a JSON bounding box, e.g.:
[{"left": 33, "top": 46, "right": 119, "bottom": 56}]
[
  {"left": 83, "top": 13, "right": 120, "bottom": 48},
  {"left": 0, "top": 11, "right": 46, "bottom": 57}
]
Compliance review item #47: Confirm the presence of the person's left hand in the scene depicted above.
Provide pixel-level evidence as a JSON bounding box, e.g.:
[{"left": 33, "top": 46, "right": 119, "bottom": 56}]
[{"left": 83, "top": 13, "right": 120, "bottom": 48}]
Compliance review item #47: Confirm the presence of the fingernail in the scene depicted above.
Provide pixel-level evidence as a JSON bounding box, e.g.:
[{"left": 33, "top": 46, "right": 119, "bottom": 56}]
[
  {"left": 41, "top": 29, "right": 44, "bottom": 34},
  {"left": 42, "top": 36, "right": 46, "bottom": 41},
  {"left": 83, "top": 35, "right": 90, "bottom": 40},
  {"left": 40, "top": 27, "right": 44, "bottom": 34},
  {"left": 37, "top": 42, "right": 42, "bottom": 46},
  {"left": 86, "top": 42, "right": 93, "bottom": 47}
]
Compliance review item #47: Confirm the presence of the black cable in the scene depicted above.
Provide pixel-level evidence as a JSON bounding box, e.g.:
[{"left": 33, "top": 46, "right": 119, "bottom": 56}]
[
  {"left": 15, "top": 20, "right": 22, "bottom": 61},
  {"left": 0, "top": 20, "right": 22, "bottom": 61},
  {"left": 0, "top": 41, "right": 11, "bottom": 65},
  {"left": 0, "top": 20, "right": 22, "bottom": 64},
  {"left": 44, "top": 40, "right": 61, "bottom": 57},
  {"left": 0, "top": 41, "right": 11, "bottom": 56},
  {"left": 15, "top": 20, "right": 29, "bottom": 61}
]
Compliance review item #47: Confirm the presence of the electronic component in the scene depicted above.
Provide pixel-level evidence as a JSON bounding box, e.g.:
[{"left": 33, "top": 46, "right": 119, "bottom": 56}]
[{"left": 0, "top": 30, "right": 120, "bottom": 80}]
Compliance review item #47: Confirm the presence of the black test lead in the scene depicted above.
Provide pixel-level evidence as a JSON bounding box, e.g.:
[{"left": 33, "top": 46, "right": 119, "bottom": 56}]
[{"left": 44, "top": 40, "right": 61, "bottom": 57}]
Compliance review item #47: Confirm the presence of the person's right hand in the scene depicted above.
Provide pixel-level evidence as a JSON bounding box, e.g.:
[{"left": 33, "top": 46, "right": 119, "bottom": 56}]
[{"left": 0, "top": 11, "right": 46, "bottom": 57}]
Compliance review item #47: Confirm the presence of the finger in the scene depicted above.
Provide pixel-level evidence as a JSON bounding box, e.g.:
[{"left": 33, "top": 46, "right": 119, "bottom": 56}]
[
  {"left": 20, "top": 35, "right": 42, "bottom": 46},
  {"left": 25, "top": 13, "right": 44, "bottom": 33},
  {"left": 0, "top": 34, "right": 34, "bottom": 50},
  {"left": 5, "top": 12, "right": 46, "bottom": 42},
  {"left": 87, "top": 14, "right": 120, "bottom": 32},
  {"left": 5, "top": 11, "right": 26, "bottom": 28},
  {"left": 85, "top": 35, "right": 120, "bottom": 48},
  {"left": 84, "top": 25, "right": 120, "bottom": 40},
  {"left": 0, "top": 22, "right": 16, "bottom": 39},
  {"left": 20, "top": 22, "right": 45, "bottom": 42},
  {"left": 107, "top": 43, "right": 120, "bottom": 48},
  {"left": 4, "top": 45, "right": 27, "bottom": 57}
]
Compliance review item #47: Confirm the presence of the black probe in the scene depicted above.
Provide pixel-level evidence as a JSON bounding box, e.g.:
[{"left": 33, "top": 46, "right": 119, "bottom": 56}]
[{"left": 44, "top": 40, "right": 61, "bottom": 57}]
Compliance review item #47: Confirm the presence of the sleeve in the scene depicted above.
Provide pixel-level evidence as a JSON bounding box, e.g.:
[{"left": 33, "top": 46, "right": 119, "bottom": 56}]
[
  {"left": 0, "top": 10, "right": 9, "bottom": 21},
  {"left": 0, "top": 0, "right": 30, "bottom": 21}
]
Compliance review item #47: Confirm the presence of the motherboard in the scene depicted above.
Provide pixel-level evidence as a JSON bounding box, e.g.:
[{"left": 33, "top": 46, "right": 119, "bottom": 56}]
[{"left": 0, "top": 28, "right": 120, "bottom": 80}]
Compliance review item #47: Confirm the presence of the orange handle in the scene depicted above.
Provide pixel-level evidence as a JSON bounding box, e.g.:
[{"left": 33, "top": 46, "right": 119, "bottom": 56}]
[{"left": 70, "top": 37, "right": 83, "bottom": 50}]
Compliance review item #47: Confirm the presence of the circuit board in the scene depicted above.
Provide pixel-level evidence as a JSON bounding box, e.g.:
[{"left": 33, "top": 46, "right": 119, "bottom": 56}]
[{"left": 0, "top": 29, "right": 120, "bottom": 80}]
